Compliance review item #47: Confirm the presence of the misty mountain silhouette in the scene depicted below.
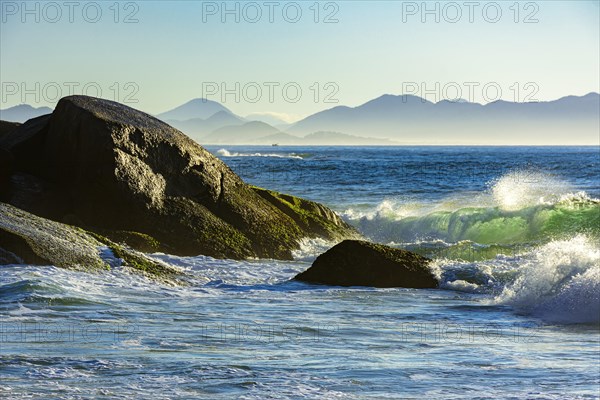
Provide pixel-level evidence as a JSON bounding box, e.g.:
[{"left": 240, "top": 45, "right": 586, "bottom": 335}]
[
  {"left": 0, "top": 104, "right": 53, "bottom": 123},
  {"left": 287, "top": 93, "right": 600, "bottom": 144},
  {"left": 156, "top": 98, "right": 233, "bottom": 121},
  {"left": 5, "top": 93, "right": 597, "bottom": 145},
  {"left": 245, "top": 113, "right": 292, "bottom": 127},
  {"left": 203, "top": 121, "right": 281, "bottom": 144},
  {"left": 166, "top": 110, "right": 245, "bottom": 139}
]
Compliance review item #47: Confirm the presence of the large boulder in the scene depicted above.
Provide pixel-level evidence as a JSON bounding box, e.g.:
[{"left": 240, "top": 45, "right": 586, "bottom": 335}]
[
  {"left": 295, "top": 240, "right": 438, "bottom": 288},
  {"left": 0, "top": 96, "right": 357, "bottom": 260}
]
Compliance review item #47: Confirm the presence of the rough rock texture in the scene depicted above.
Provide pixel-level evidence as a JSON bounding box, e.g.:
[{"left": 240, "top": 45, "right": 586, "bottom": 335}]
[
  {"left": 251, "top": 187, "right": 354, "bottom": 241},
  {"left": 0, "top": 202, "right": 107, "bottom": 269},
  {"left": 0, "top": 96, "right": 357, "bottom": 260},
  {"left": 0, "top": 202, "right": 180, "bottom": 280},
  {"left": 295, "top": 240, "right": 438, "bottom": 288}
]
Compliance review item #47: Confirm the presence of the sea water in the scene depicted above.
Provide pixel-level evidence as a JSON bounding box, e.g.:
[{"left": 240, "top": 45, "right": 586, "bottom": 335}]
[{"left": 1, "top": 146, "right": 599, "bottom": 399}]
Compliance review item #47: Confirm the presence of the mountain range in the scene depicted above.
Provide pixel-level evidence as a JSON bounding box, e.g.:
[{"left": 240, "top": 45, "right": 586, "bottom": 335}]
[
  {"left": 287, "top": 93, "right": 600, "bottom": 145},
  {"left": 2, "top": 93, "right": 598, "bottom": 145},
  {"left": 0, "top": 104, "right": 54, "bottom": 123},
  {"left": 153, "top": 98, "right": 395, "bottom": 145}
]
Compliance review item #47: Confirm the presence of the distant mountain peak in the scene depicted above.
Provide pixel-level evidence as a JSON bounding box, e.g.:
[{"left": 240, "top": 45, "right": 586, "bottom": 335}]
[
  {"left": 437, "top": 98, "right": 471, "bottom": 104},
  {"left": 359, "top": 94, "right": 434, "bottom": 109},
  {"left": 183, "top": 98, "right": 222, "bottom": 106},
  {"left": 157, "top": 98, "right": 234, "bottom": 121},
  {"left": 206, "top": 110, "right": 242, "bottom": 122}
]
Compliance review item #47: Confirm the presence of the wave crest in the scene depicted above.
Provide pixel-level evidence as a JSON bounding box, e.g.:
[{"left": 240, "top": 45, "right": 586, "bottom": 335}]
[
  {"left": 345, "top": 198, "right": 599, "bottom": 246},
  {"left": 492, "top": 235, "right": 600, "bottom": 324},
  {"left": 343, "top": 170, "right": 598, "bottom": 246},
  {"left": 216, "top": 148, "right": 305, "bottom": 160}
]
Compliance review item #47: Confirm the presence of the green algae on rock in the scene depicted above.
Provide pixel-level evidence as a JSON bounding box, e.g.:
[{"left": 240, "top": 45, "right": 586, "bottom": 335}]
[
  {"left": 252, "top": 186, "right": 359, "bottom": 241},
  {"left": 0, "top": 202, "right": 109, "bottom": 270},
  {"left": 0, "top": 202, "right": 182, "bottom": 282}
]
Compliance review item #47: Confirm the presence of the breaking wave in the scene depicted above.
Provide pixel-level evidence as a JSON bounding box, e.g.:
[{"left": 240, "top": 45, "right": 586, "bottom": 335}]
[
  {"left": 339, "top": 170, "right": 600, "bottom": 324},
  {"left": 216, "top": 148, "right": 305, "bottom": 160},
  {"left": 343, "top": 170, "right": 599, "bottom": 246},
  {"left": 429, "top": 236, "right": 600, "bottom": 324},
  {"left": 493, "top": 235, "right": 600, "bottom": 324}
]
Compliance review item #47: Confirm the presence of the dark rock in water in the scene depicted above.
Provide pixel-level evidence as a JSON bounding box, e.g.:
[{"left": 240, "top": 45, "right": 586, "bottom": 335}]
[
  {"left": 295, "top": 240, "right": 438, "bottom": 288},
  {"left": 0, "top": 96, "right": 357, "bottom": 260},
  {"left": 0, "top": 202, "right": 181, "bottom": 281}
]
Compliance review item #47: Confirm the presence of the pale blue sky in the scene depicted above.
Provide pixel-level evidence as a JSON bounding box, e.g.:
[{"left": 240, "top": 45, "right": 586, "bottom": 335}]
[{"left": 1, "top": 1, "right": 599, "bottom": 121}]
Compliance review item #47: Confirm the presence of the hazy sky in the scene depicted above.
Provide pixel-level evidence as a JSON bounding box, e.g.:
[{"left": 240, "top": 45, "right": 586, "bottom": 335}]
[{"left": 1, "top": 0, "right": 599, "bottom": 121}]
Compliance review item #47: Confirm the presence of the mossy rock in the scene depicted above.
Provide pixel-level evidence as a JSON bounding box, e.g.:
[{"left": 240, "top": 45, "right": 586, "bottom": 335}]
[
  {"left": 86, "top": 231, "right": 183, "bottom": 282},
  {"left": 101, "top": 230, "right": 162, "bottom": 253},
  {"left": 0, "top": 202, "right": 109, "bottom": 271},
  {"left": 251, "top": 186, "right": 359, "bottom": 241},
  {"left": 1, "top": 202, "right": 183, "bottom": 283}
]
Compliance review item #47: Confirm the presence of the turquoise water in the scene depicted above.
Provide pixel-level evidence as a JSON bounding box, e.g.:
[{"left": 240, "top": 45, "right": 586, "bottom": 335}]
[{"left": 1, "top": 146, "right": 599, "bottom": 399}]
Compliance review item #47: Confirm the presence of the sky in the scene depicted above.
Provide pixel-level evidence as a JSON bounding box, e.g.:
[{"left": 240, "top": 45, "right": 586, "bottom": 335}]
[{"left": 1, "top": 0, "right": 599, "bottom": 122}]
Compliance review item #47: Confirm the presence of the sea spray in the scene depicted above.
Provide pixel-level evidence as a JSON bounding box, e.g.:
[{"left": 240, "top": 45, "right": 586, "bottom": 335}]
[
  {"left": 291, "top": 237, "right": 340, "bottom": 262},
  {"left": 492, "top": 235, "right": 600, "bottom": 324},
  {"left": 490, "top": 169, "right": 574, "bottom": 211}
]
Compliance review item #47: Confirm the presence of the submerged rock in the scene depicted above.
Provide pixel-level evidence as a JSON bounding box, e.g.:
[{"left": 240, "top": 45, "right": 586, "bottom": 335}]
[
  {"left": 0, "top": 202, "right": 180, "bottom": 281},
  {"left": 294, "top": 240, "right": 438, "bottom": 288},
  {"left": 0, "top": 96, "right": 357, "bottom": 260}
]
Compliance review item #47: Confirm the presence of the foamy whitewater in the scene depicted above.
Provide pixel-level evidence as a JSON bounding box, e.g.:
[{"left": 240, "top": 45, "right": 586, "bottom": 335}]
[{"left": 1, "top": 146, "right": 599, "bottom": 399}]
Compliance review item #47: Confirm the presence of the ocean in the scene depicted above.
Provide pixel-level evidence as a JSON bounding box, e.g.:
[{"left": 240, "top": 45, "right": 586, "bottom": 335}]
[{"left": 1, "top": 146, "right": 599, "bottom": 399}]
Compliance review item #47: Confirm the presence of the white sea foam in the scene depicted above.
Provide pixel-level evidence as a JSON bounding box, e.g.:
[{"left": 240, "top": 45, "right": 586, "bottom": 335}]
[
  {"left": 441, "top": 279, "right": 482, "bottom": 293},
  {"left": 492, "top": 235, "right": 600, "bottom": 324},
  {"left": 217, "top": 148, "right": 304, "bottom": 160},
  {"left": 291, "top": 237, "right": 339, "bottom": 262}
]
